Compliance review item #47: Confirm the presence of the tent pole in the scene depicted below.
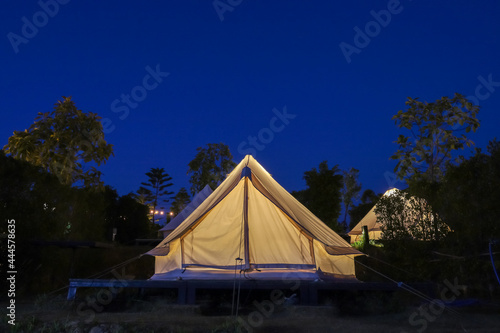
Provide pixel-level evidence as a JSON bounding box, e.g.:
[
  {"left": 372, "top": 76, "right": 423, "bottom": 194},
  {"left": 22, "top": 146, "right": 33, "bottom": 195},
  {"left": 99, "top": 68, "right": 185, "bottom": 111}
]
[{"left": 243, "top": 177, "right": 250, "bottom": 269}]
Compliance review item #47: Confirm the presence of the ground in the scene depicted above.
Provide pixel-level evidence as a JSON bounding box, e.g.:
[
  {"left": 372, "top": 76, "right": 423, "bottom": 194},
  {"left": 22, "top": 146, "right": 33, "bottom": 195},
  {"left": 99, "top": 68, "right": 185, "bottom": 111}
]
[{"left": 2, "top": 293, "right": 500, "bottom": 333}]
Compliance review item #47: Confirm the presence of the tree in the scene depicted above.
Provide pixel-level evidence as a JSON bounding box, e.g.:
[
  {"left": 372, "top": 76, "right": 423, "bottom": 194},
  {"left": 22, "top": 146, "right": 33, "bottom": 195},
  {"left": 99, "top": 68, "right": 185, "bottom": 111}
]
[
  {"left": 341, "top": 168, "right": 362, "bottom": 228},
  {"left": 0, "top": 150, "right": 111, "bottom": 242},
  {"left": 3, "top": 96, "right": 114, "bottom": 188},
  {"left": 431, "top": 139, "right": 500, "bottom": 287},
  {"left": 138, "top": 168, "right": 174, "bottom": 224},
  {"left": 187, "top": 143, "right": 236, "bottom": 195},
  {"left": 390, "top": 93, "right": 480, "bottom": 182},
  {"left": 437, "top": 139, "right": 500, "bottom": 255},
  {"left": 292, "top": 161, "right": 343, "bottom": 231},
  {"left": 111, "top": 194, "right": 152, "bottom": 244},
  {"left": 170, "top": 187, "right": 191, "bottom": 216},
  {"left": 374, "top": 189, "right": 449, "bottom": 242}
]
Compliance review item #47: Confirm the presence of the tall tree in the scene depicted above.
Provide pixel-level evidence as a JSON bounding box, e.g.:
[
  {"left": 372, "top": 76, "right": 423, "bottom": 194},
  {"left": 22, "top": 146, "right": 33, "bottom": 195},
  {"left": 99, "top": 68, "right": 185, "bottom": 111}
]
[
  {"left": 187, "top": 143, "right": 236, "bottom": 195},
  {"left": 341, "top": 168, "right": 362, "bottom": 228},
  {"left": 170, "top": 187, "right": 191, "bottom": 216},
  {"left": 390, "top": 93, "right": 480, "bottom": 183},
  {"left": 3, "top": 96, "right": 113, "bottom": 188},
  {"left": 138, "top": 168, "right": 174, "bottom": 224},
  {"left": 292, "top": 161, "right": 343, "bottom": 231}
]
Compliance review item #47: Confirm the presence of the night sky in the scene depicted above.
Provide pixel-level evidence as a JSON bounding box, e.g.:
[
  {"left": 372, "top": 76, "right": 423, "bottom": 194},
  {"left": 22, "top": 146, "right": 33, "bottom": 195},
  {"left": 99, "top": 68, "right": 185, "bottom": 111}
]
[{"left": 1, "top": 1, "right": 499, "bottom": 207}]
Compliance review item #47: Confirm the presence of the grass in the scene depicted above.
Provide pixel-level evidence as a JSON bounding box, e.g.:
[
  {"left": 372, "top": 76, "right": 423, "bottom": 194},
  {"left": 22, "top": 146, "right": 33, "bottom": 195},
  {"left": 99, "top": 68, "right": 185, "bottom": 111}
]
[{"left": 2, "top": 292, "right": 500, "bottom": 333}]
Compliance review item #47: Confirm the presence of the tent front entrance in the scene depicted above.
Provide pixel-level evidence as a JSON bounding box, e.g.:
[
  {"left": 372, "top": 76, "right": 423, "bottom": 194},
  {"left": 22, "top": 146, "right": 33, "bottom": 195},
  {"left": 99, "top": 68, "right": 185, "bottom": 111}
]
[{"left": 148, "top": 155, "right": 361, "bottom": 281}]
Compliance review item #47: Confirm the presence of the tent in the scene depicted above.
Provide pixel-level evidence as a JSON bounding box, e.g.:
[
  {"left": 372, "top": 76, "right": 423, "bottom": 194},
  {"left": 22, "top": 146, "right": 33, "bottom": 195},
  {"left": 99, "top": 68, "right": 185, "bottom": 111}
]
[
  {"left": 348, "top": 188, "right": 446, "bottom": 243},
  {"left": 147, "top": 155, "right": 361, "bottom": 281},
  {"left": 158, "top": 185, "right": 213, "bottom": 238},
  {"left": 348, "top": 189, "right": 399, "bottom": 243},
  {"left": 348, "top": 205, "right": 384, "bottom": 244}
]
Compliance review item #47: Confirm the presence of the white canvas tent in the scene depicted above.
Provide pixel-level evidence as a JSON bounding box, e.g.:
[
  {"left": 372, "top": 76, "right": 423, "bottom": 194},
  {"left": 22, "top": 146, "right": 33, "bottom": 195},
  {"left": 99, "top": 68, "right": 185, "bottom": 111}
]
[
  {"left": 348, "top": 188, "right": 447, "bottom": 243},
  {"left": 348, "top": 189, "right": 398, "bottom": 243},
  {"left": 147, "top": 155, "right": 361, "bottom": 281},
  {"left": 158, "top": 185, "right": 213, "bottom": 238}
]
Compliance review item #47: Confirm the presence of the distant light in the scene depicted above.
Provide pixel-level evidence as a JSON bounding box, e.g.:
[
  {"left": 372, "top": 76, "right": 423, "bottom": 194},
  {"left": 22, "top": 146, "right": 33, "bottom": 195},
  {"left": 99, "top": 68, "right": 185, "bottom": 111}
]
[
  {"left": 155, "top": 211, "right": 159, "bottom": 214},
  {"left": 150, "top": 210, "right": 154, "bottom": 214},
  {"left": 160, "top": 211, "right": 164, "bottom": 215},
  {"left": 385, "top": 188, "right": 399, "bottom": 197},
  {"left": 170, "top": 212, "right": 174, "bottom": 216}
]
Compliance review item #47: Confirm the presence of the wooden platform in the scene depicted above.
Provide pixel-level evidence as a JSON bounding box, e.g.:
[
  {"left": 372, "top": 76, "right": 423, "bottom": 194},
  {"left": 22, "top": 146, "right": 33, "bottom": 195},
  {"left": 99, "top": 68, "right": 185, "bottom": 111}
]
[{"left": 67, "top": 278, "right": 429, "bottom": 305}]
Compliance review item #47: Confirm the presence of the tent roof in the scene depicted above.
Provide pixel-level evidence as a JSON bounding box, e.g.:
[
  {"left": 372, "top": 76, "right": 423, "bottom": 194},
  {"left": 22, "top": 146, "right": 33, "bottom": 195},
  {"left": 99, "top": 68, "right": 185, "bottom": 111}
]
[
  {"left": 148, "top": 155, "right": 360, "bottom": 256},
  {"left": 159, "top": 185, "right": 213, "bottom": 233},
  {"left": 348, "top": 189, "right": 398, "bottom": 236},
  {"left": 348, "top": 188, "right": 423, "bottom": 237}
]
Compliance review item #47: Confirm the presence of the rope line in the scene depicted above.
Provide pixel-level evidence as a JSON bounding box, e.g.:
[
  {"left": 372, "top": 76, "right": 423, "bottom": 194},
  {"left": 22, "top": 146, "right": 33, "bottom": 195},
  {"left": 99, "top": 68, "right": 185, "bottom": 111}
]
[
  {"left": 350, "top": 256, "right": 463, "bottom": 317},
  {"left": 489, "top": 241, "right": 500, "bottom": 285},
  {"left": 43, "top": 254, "right": 142, "bottom": 298}
]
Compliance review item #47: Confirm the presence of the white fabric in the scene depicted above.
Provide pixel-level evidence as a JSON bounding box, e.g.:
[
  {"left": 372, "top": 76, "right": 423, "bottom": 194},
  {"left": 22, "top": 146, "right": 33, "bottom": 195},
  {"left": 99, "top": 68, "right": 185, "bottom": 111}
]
[
  {"left": 159, "top": 185, "right": 213, "bottom": 238},
  {"left": 148, "top": 155, "right": 362, "bottom": 279},
  {"left": 183, "top": 180, "right": 245, "bottom": 268},
  {"left": 150, "top": 268, "right": 319, "bottom": 281},
  {"left": 248, "top": 184, "right": 314, "bottom": 266}
]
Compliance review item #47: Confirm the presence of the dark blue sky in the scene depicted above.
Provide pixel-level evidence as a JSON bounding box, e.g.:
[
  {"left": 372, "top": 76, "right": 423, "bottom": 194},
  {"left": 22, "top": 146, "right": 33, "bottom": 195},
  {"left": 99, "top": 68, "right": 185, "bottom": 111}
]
[{"left": 1, "top": 1, "right": 499, "bottom": 205}]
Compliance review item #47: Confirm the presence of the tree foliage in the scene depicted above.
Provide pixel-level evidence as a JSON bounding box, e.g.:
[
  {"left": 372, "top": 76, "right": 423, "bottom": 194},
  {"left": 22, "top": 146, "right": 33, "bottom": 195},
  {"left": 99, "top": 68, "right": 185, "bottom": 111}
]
[
  {"left": 437, "top": 139, "right": 500, "bottom": 255},
  {"left": 187, "top": 143, "right": 236, "bottom": 195},
  {"left": 107, "top": 193, "right": 152, "bottom": 244},
  {"left": 390, "top": 93, "right": 480, "bottom": 182},
  {"left": 3, "top": 96, "right": 114, "bottom": 188},
  {"left": 341, "top": 167, "right": 362, "bottom": 228},
  {"left": 292, "top": 161, "right": 343, "bottom": 231},
  {"left": 170, "top": 187, "right": 191, "bottom": 216},
  {"left": 374, "top": 189, "right": 449, "bottom": 242},
  {"left": 138, "top": 168, "right": 174, "bottom": 224},
  {"left": 0, "top": 150, "right": 152, "bottom": 244}
]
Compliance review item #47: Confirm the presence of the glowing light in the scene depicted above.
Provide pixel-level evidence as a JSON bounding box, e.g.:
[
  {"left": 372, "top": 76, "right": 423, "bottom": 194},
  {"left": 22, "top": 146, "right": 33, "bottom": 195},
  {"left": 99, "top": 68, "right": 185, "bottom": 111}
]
[{"left": 385, "top": 188, "right": 399, "bottom": 197}]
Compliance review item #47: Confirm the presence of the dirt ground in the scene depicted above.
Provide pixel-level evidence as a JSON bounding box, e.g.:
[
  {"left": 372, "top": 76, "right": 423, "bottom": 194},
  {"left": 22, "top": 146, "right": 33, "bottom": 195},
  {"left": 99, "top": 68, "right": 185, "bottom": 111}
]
[{"left": 2, "top": 294, "right": 500, "bottom": 333}]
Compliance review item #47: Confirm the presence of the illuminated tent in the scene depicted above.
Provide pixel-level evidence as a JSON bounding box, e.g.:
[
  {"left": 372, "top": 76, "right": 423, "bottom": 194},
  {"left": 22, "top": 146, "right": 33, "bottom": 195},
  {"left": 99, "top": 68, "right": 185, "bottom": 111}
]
[
  {"left": 348, "top": 188, "right": 447, "bottom": 243},
  {"left": 347, "top": 193, "right": 388, "bottom": 244},
  {"left": 158, "top": 185, "right": 213, "bottom": 238},
  {"left": 147, "top": 155, "right": 361, "bottom": 281}
]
